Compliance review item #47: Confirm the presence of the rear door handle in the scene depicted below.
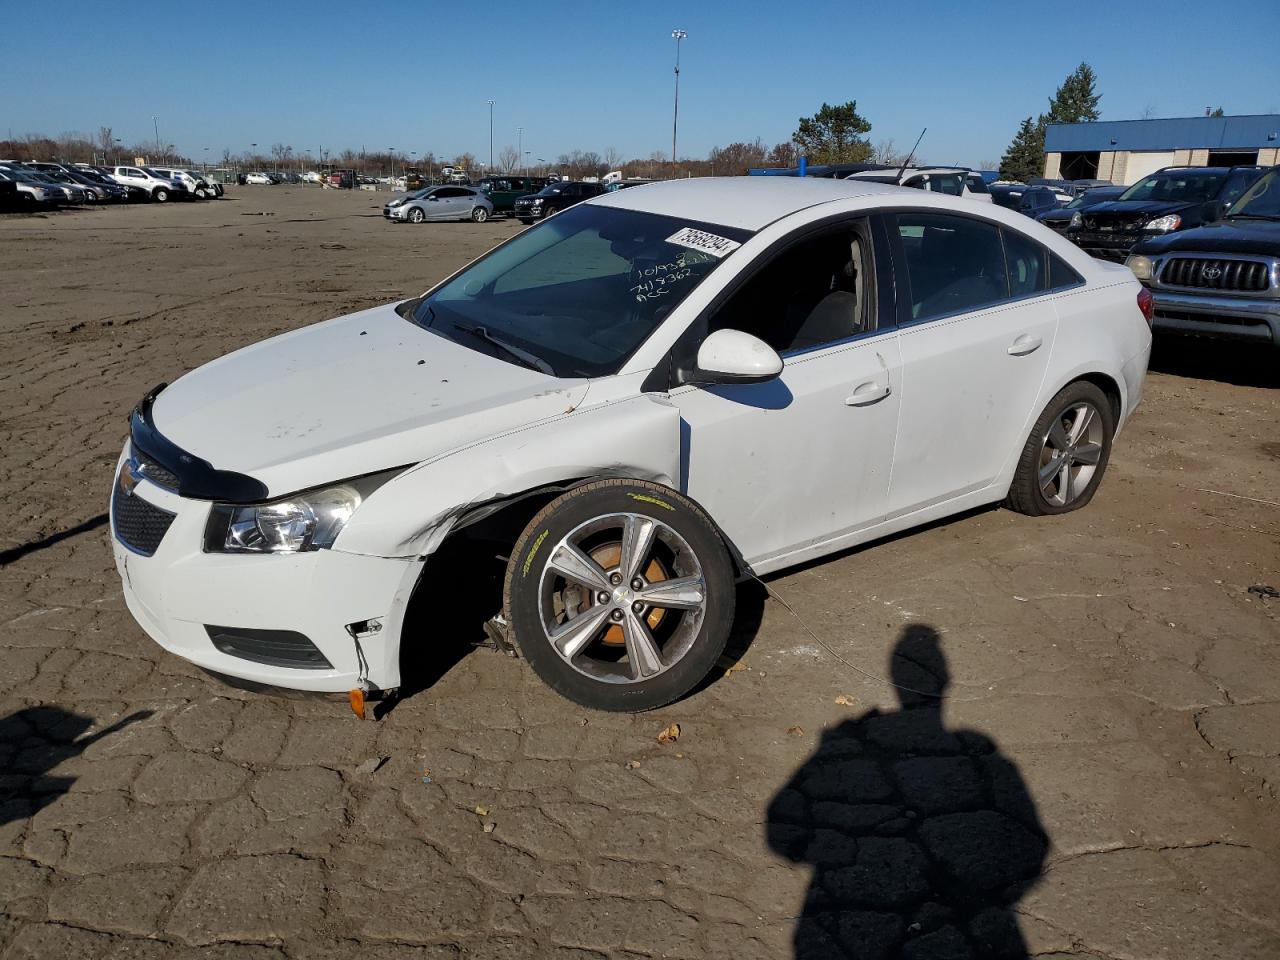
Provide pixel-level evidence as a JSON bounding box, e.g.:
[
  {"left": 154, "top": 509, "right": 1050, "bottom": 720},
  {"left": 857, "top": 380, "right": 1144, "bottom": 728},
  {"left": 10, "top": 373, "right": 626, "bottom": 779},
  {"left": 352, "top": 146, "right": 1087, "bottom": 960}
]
[
  {"left": 1007, "top": 334, "right": 1043, "bottom": 356},
  {"left": 845, "top": 381, "right": 891, "bottom": 406}
]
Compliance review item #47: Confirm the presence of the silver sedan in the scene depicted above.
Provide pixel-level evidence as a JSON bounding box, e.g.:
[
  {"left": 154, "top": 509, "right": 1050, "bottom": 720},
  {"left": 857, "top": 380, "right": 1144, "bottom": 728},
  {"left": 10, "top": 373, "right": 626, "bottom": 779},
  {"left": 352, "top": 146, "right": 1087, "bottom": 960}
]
[{"left": 384, "top": 185, "right": 494, "bottom": 223}]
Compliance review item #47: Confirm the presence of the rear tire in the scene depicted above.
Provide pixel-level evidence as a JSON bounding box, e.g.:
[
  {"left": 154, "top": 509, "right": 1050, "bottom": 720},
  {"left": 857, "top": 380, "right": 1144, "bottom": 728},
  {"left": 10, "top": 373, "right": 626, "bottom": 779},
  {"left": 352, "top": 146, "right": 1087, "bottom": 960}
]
[
  {"left": 152, "top": 187, "right": 169, "bottom": 203},
  {"left": 504, "top": 479, "right": 734, "bottom": 712},
  {"left": 471, "top": 206, "right": 489, "bottom": 222},
  {"left": 1006, "top": 381, "right": 1115, "bottom": 516}
]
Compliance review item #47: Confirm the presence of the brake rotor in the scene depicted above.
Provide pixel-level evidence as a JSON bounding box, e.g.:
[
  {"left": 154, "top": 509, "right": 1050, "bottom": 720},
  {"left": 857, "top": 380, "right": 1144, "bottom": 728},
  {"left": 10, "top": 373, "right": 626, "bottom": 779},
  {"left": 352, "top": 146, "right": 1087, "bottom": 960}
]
[{"left": 589, "top": 543, "right": 668, "bottom": 645}]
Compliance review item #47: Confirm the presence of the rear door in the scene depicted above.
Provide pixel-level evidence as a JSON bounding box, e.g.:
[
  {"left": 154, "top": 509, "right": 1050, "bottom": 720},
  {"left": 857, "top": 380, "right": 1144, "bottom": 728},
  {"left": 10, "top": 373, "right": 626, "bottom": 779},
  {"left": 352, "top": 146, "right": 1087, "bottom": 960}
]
[{"left": 882, "top": 210, "right": 1062, "bottom": 517}]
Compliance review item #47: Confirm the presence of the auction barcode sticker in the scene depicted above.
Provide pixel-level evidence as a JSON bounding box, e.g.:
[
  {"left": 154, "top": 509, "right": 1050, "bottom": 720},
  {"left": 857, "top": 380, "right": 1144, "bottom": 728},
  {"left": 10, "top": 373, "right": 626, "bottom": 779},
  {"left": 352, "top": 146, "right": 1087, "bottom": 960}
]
[{"left": 665, "top": 227, "right": 741, "bottom": 258}]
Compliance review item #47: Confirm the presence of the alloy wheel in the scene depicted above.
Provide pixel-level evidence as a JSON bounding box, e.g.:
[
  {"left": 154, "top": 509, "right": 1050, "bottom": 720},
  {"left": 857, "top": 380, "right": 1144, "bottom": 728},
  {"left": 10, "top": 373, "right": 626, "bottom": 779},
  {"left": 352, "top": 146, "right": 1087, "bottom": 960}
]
[
  {"left": 1039, "top": 401, "right": 1104, "bottom": 507},
  {"left": 538, "top": 512, "right": 707, "bottom": 685}
]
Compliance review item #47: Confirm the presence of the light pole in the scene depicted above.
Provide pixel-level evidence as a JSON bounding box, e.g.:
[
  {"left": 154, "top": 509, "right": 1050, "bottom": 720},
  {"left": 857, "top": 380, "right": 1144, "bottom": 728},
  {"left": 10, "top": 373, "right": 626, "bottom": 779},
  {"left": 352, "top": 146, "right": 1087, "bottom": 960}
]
[
  {"left": 487, "top": 99, "right": 495, "bottom": 172},
  {"left": 524, "top": 151, "right": 531, "bottom": 177},
  {"left": 517, "top": 126, "right": 523, "bottom": 175},
  {"left": 670, "top": 29, "right": 686, "bottom": 167},
  {"left": 113, "top": 138, "right": 121, "bottom": 165},
  {"left": 152, "top": 115, "right": 161, "bottom": 162},
  {"left": 203, "top": 147, "right": 209, "bottom": 173}
]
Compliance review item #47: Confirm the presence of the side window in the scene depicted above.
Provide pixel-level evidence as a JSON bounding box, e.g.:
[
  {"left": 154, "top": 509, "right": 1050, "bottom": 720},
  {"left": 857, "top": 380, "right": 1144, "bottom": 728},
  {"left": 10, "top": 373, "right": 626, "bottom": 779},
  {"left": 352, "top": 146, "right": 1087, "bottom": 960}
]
[
  {"left": 1048, "top": 253, "right": 1083, "bottom": 291},
  {"left": 708, "top": 221, "right": 874, "bottom": 354},
  {"left": 895, "top": 213, "right": 1008, "bottom": 322},
  {"left": 1002, "top": 229, "right": 1047, "bottom": 297}
]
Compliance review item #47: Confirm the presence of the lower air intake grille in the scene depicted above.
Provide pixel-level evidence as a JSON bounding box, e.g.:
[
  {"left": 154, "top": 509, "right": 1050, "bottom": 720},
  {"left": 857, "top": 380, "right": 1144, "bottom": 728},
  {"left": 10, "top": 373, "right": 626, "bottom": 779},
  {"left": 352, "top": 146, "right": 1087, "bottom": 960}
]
[
  {"left": 204, "top": 625, "right": 334, "bottom": 669},
  {"left": 112, "top": 470, "right": 176, "bottom": 556}
]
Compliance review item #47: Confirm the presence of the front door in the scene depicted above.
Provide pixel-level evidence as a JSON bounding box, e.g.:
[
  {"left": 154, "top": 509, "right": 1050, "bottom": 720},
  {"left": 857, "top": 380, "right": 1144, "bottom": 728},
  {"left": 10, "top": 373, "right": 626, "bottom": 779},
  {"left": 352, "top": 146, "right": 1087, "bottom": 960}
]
[{"left": 673, "top": 219, "right": 901, "bottom": 569}]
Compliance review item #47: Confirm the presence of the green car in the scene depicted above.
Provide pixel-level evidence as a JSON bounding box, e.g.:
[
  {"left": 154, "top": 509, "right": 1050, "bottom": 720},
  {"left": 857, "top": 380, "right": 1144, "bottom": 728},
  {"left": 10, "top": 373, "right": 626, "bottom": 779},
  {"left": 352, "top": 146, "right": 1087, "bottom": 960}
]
[{"left": 475, "top": 175, "right": 550, "bottom": 215}]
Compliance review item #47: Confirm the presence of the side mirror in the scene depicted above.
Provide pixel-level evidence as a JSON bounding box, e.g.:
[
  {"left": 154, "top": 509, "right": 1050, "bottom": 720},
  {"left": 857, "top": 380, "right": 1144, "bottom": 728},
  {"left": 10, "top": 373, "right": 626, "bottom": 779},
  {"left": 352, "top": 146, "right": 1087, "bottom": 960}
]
[
  {"left": 428, "top": 195, "right": 439, "bottom": 201},
  {"left": 691, "top": 329, "right": 784, "bottom": 385}
]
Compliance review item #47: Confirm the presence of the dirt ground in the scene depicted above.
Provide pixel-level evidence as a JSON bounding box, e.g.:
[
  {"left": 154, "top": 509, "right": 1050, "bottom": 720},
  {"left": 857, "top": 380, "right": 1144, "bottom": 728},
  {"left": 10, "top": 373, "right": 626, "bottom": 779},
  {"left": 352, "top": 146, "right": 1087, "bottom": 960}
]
[{"left": 1, "top": 186, "right": 1278, "bottom": 959}]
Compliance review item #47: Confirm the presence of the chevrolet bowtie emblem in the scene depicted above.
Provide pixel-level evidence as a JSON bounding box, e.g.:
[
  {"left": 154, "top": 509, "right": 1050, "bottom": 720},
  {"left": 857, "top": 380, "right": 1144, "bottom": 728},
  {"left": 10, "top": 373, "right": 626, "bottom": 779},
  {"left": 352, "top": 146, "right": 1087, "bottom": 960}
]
[{"left": 120, "top": 458, "right": 144, "bottom": 496}]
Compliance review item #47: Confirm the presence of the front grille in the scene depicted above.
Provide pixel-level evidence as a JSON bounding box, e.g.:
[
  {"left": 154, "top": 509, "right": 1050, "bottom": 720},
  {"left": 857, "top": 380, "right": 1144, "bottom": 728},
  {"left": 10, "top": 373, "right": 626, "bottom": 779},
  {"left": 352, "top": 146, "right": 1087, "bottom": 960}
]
[
  {"left": 112, "top": 469, "right": 176, "bottom": 556},
  {"left": 134, "top": 447, "right": 179, "bottom": 490},
  {"left": 1159, "top": 257, "right": 1272, "bottom": 293}
]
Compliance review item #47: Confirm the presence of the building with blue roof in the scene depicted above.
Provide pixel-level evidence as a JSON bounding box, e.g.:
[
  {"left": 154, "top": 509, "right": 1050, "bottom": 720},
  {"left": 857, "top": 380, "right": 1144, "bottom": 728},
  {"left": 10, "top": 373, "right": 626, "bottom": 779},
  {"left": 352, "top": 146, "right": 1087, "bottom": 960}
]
[{"left": 1043, "top": 114, "right": 1280, "bottom": 184}]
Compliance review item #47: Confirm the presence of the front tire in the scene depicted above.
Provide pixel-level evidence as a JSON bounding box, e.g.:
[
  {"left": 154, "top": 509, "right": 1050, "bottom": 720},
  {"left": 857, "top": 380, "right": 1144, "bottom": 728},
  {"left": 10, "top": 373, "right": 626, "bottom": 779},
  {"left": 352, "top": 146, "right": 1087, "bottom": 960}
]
[
  {"left": 1006, "top": 381, "right": 1115, "bottom": 516},
  {"left": 471, "top": 206, "right": 490, "bottom": 222},
  {"left": 408, "top": 207, "right": 425, "bottom": 224},
  {"left": 152, "top": 187, "right": 169, "bottom": 203},
  {"left": 504, "top": 480, "right": 735, "bottom": 712},
  {"left": 194, "top": 186, "right": 208, "bottom": 199}
]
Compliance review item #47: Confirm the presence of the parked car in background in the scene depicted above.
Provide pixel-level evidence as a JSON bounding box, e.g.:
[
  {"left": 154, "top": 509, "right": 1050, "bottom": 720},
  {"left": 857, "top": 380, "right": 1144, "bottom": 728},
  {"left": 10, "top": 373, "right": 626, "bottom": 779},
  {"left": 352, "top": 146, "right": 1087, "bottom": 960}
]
[
  {"left": 513, "top": 180, "right": 605, "bottom": 223},
  {"left": 965, "top": 173, "right": 993, "bottom": 203},
  {"left": 476, "top": 176, "right": 550, "bottom": 214},
  {"left": 1037, "top": 186, "right": 1125, "bottom": 234},
  {"left": 245, "top": 172, "right": 274, "bottom": 185},
  {"left": 186, "top": 170, "right": 223, "bottom": 197},
  {"left": 110, "top": 177, "right": 1151, "bottom": 712},
  {"left": 1016, "top": 186, "right": 1066, "bottom": 217},
  {"left": 846, "top": 167, "right": 990, "bottom": 203},
  {"left": 384, "top": 185, "right": 493, "bottom": 223},
  {"left": 605, "top": 178, "right": 657, "bottom": 192},
  {"left": 111, "top": 165, "right": 186, "bottom": 202},
  {"left": 327, "top": 170, "right": 357, "bottom": 189},
  {"left": 1068, "top": 165, "right": 1264, "bottom": 261},
  {"left": 990, "top": 184, "right": 1026, "bottom": 210},
  {"left": 34, "top": 168, "right": 113, "bottom": 202},
  {"left": 1126, "top": 166, "right": 1280, "bottom": 348},
  {"left": 302, "top": 171, "right": 323, "bottom": 183},
  {"left": 1, "top": 165, "right": 91, "bottom": 204},
  {"left": 0, "top": 169, "right": 65, "bottom": 208},
  {"left": 151, "top": 167, "right": 210, "bottom": 199}
]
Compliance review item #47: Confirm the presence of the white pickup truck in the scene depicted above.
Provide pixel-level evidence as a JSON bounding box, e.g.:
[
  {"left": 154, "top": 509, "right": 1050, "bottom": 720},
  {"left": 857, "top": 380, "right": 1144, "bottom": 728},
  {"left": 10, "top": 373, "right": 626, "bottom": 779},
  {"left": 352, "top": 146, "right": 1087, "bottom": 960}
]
[{"left": 110, "top": 165, "right": 186, "bottom": 202}]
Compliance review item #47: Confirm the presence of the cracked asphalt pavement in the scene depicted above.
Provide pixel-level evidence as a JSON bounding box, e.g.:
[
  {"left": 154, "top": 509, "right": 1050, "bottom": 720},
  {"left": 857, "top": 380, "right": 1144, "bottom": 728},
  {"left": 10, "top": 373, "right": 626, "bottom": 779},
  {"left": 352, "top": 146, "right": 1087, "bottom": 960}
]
[{"left": 1, "top": 188, "right": 1278, "bottom": 959}]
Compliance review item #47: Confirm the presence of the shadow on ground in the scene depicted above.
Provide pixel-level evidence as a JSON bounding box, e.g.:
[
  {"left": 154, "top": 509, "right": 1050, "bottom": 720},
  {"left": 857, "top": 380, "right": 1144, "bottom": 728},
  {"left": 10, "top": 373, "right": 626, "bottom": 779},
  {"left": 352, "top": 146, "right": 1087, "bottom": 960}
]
[
  {"left": 767, "top": 625, "right": 1047, "bottom": 959},
  {"left": 0, "top": 707, "right": 152, "bottom": 826},
  {"left": 0, "top": 514, "right": 108, "bottom": 567}
]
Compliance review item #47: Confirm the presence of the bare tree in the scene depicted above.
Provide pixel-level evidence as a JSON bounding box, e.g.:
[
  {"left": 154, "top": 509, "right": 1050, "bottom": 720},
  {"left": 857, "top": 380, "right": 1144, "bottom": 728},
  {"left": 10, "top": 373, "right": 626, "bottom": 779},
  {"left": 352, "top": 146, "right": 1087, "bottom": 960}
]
[
  {"left": 603, "top": 146, "right": 622, "bottom": 172},
  {"left": 766, "top": 141, "right": 798, "bottom": 167},
  {"left": 1140, "top": 104, "right": 1158, "bottom": 120},
  {"left": 498, "top": 144, "right": 519, "bottom": 173},
  {"left": 872, "top": 138, "right": 910, "bottom": 165}
]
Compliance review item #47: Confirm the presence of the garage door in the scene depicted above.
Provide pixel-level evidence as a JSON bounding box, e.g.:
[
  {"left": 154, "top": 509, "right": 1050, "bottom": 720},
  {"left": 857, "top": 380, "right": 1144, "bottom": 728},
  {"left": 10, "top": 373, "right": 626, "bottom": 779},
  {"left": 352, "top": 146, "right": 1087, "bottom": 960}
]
[{"left": 1122, "top": 151, "right": 1175, "bottom": 185}]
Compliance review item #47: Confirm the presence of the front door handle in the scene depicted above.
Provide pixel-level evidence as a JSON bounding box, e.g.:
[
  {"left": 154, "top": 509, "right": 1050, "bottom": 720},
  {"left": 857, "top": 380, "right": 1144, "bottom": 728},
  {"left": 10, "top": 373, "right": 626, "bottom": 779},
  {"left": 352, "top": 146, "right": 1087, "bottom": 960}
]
[
  {"left": 1008, "top": 334, "right": 1043, "bottom": 356},
  {"left": 845, "top": 381, "right": 891, "bottom": 406}
]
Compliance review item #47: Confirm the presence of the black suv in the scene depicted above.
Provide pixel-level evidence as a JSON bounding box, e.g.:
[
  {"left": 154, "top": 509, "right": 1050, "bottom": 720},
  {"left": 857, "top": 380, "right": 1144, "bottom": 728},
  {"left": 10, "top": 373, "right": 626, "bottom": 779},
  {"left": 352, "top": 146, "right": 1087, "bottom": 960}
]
[
  {"left": 1126, "top": 166, "right": 1280, "bottom": 347},
  {"left": 1068, "top": 165, "right": 1264, "bottom": 261},
  {"left": 513, "top": 180, "right": 605, "bottom": 224}
]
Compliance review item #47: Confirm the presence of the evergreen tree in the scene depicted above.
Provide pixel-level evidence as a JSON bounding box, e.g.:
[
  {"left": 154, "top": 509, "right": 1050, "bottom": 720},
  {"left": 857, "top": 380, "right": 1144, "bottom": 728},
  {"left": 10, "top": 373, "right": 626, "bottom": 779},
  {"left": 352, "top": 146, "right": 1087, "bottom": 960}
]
[
  {"left": 1044, "top": 63, "right": 1102, "bottom": 125},
  {"left": 792, "top": 102, "right": 873, "bottom": 164},
  {"left": 998, "top": 117, "right": 1045, "bottom": 183}
]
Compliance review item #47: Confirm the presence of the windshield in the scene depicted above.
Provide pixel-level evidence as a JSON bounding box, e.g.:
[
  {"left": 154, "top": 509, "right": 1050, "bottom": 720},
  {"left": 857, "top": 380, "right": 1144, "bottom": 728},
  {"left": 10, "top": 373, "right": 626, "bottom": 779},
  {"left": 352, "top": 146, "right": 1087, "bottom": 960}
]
[
  {"left": 1227, "top": 169, "right": 1280, "bottom": 218},
  {"left": 1119, "top": 171, "right": 1225, "bottom": 203},
  {"left": 408, "top": 204, "right": 752, "bottom": 377},
  {"left": 142, "top": 167, "right": 168, "bottom": 178},
  {"left": 536, "top": 184, "right": 567, "bottom": 196}
]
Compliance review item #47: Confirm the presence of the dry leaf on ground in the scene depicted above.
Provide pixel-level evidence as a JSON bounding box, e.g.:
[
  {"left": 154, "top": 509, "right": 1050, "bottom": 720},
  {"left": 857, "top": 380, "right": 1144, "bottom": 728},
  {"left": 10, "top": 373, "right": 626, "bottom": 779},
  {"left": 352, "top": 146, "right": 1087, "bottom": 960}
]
[{"left": 657, "top": 723, "right": 681, "bottom": 744}]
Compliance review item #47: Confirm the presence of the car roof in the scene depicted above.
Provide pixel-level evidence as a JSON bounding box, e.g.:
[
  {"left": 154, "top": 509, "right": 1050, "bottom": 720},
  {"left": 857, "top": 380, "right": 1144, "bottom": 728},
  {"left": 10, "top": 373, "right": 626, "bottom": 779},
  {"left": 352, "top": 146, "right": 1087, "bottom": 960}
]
[{"left": 592, "top": 176, "right": 907, "bottom": 231}]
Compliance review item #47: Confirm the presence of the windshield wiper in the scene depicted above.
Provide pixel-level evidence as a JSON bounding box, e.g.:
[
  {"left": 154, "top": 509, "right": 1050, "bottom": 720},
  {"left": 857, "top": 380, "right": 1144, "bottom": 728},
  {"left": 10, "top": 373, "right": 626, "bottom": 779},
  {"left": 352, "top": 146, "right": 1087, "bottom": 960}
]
[
  {"left": 452, "top": 321, "right": 555, "bottom": 375},
  {"left": 1225, "top": 213, "right": 1280, "bottom": 221}
]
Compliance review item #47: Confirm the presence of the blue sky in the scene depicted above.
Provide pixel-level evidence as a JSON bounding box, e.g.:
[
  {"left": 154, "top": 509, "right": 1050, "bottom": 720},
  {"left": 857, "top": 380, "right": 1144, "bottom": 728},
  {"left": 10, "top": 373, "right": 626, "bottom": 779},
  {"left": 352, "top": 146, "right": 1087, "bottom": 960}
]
[{"left": 7, "top": 0, "right": 1279, "bottom": 169}]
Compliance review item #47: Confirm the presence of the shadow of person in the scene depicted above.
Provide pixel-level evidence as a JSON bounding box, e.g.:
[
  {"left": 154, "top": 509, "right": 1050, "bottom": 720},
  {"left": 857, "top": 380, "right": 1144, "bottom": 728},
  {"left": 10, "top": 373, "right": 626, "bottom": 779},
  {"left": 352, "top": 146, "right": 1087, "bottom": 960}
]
[
  {"left": 0, "top": 706, "right": 153, "bottom": 827},
  {"left": 767, "top": 625, "right": 1047, "bottom": 959}
]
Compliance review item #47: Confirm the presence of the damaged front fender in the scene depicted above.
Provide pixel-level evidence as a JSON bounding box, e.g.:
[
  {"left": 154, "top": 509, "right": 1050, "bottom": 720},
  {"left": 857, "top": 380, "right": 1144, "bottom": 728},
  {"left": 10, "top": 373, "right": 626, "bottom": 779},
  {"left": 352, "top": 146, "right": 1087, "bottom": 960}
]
[{"left": 333, "top": 393, "right": 684, "bottom": 561}]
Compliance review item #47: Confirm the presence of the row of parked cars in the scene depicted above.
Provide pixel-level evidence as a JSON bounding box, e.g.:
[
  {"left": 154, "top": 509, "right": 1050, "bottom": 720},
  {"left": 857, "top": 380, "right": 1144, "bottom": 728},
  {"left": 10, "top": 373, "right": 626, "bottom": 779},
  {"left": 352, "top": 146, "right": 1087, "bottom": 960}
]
[
  {"left": 990, "top": 164, "right": 1279, "bottom": 348},
  {"left": 0, "top": 160, "right": 224, "bottom": 210}
]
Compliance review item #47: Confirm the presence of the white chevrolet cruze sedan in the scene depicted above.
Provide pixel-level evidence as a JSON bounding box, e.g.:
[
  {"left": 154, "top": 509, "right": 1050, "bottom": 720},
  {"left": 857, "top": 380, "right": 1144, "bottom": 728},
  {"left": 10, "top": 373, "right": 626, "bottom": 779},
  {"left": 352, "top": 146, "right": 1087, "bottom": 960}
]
[{"left": 111, "top": 178, "right": 1152, "bottom": 712}]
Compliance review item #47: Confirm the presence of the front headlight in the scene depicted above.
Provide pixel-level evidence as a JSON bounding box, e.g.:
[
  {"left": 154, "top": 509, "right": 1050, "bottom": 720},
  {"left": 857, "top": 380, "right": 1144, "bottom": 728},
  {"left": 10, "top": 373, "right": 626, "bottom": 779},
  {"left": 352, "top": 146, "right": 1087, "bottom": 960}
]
[
  {"left": 1125, "top": 254, "right": 1154, "bottom": 281},
  {"left": 530, "top": 198, "right": 543, "bottom": 207},
  {"left": 1069, "top": 211, "right": 1082, "bottom": 229},
  {"left": 1144, "top": 214, "right": 1181, "bottom": 233},
  {"left": 204, "top": 469, "right": 402, "bottom": 554}
]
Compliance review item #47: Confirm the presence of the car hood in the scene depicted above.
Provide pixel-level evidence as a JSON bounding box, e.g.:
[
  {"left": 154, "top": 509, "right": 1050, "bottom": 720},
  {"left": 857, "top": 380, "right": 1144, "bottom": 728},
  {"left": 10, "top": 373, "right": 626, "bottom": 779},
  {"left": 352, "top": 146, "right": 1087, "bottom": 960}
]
[
  {"left": 151, "top": 303, "right": 589, "bottom": 497},
  {"left": 1086, "top": 199, "right": 1194, "bottom": 219},
  {"left": 1133, "top": 217, "right": 1280, "bottom": 256}
]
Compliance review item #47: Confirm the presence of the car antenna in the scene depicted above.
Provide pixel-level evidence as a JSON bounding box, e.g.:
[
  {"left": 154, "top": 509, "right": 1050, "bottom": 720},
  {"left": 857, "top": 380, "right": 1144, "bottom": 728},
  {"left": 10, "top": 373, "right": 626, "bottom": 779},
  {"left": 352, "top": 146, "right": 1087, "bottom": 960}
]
[{"left": 897, "top": 128, "right": 927, "bottom": 180}]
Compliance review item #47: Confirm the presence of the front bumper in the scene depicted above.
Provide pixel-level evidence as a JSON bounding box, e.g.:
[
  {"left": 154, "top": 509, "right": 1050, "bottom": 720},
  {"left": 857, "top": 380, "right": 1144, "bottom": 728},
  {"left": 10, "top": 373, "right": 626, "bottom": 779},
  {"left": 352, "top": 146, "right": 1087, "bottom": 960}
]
[
  {"left": 109, "top": 447, "right": 419, "bottom": 692},
  {"left": 1069, "top": 231, "right": 1148, "bottom": 262},
  {"left": 513, "top": 204, "right": 543, "bottom": 220},
  {"left": 1148, "top": 288, "right": 1280, "bottom": 345},
  {"left": 383, "top": 205, "right": 408, "bottom": 220}
]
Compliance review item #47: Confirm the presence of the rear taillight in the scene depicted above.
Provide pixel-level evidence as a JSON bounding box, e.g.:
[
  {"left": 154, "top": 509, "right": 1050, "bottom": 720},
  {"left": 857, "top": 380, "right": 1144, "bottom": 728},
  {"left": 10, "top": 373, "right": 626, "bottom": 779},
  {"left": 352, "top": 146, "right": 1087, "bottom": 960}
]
[{"left": 1137, "top": 287, "right": 1154, "bottom": 328}]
